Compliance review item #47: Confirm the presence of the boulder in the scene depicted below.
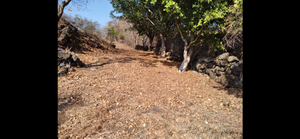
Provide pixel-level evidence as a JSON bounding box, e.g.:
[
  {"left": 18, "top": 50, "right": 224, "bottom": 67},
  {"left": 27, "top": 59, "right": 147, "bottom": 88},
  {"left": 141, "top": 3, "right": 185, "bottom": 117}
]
[{"left": 227, "top": 56, "right": 239, "bottom": 63}]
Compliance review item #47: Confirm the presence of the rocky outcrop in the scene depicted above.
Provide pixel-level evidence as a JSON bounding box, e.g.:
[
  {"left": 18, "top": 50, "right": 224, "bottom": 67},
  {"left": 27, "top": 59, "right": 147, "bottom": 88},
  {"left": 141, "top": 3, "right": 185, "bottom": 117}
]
[
  {"left": 57, "top": 48, "right": 85, "bottom": 77},
  {"left": 195, "top": 53, "right": 243, "bottom": 88}
]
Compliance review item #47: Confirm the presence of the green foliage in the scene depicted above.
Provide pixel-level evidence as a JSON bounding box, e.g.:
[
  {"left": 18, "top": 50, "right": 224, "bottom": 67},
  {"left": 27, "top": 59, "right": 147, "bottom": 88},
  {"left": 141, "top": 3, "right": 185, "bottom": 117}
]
[
  {"left": 223, "top": 0, "right": 243, "bottom": 34},
  {"left": 110, "top": 0, "right": 242, "bottom": 51},
  {"left": 110, "top": 0, "right": 175, "bottom": 44},
  {"left": 151, "top": 0, "right": 231, "bottom": 50}
]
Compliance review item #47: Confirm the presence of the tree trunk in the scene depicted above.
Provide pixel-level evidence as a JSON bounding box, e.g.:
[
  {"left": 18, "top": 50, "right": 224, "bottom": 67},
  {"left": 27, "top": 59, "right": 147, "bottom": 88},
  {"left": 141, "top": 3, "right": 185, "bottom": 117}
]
[
  {"left": 58, "top": 0, "right": 72, "bottom": 22},
  {"left": 148, "top": 35, "right": 154, "bottom": 51},
  {"left": 159, "top": 33, "right": 166, "bottom": 58},
  {"left": 178, "top": 46, "right": 194, "bottom": 72}
]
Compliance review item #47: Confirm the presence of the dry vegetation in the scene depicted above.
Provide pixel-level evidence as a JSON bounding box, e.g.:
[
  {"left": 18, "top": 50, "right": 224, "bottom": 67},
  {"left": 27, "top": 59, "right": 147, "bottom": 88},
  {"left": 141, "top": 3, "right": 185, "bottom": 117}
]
[{"left": 58, "top": 41, "right": 243, "bottom": 139}]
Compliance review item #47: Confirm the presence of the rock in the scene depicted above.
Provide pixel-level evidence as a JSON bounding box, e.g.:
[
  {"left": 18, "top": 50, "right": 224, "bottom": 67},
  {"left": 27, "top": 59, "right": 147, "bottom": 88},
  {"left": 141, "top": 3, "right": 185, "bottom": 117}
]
[
  {"left": 216, "top": 52, "right": 229, "bottom": 60},
  {"left": 167, "top": 56, "right": 173, "bottom": 60},
  {"left": 220, "top": 60, "right": 228, "bottom": 66},
  {"left": 200, "top": 63, "right": 207, "bottom": 70},
  {"left": 58, "top": 67, "right": 68, "bottom": 77},
  {"left": 214, "top": 66, "right": 221, "bottom": 72},
  {"left": 215, "top": 74, "right": 241, "bottom": 88},
  {"left": 229, "top": 62, "right": 238, "bottom": 69},
  {"left": 225, "top": 67, "right": 231, "bottom": 74},
  {"left": 238, "top": 60, "right": 243, "bottom": 71},
  {"left": 207, "top": 62, "right": 214, "bottom": 68},
  {"left": 166, "top": 51, "right": 171, "bottom": 56},
  {"left": 228, "top": 56, "right": 239, "bottom": 63},
  {"left": 231, "top": 66, "right": 240, "bottom": 76},
  {"left": 216, "top": 71, "right": 225, "bottom": 76},
  {"left": 197, "top": 57, "right": 214, "bottom": 63},
  {"left": 59, "top": 61, "right": 66, "bottom": 67},
  {"left": 209, "top": 72, "right": 217, "bottom": 80},
  {"left": 57, "top": 48, "right": 85, "bottom": 77},
  {"left": 214, "top": 66, "right": 223, "bottom": 76},
  {"left": 206, "top": 68, "right": 215, "bottom": 75},
  {"left": 215, "top": 59, "right": 228, "bottom": 67}
]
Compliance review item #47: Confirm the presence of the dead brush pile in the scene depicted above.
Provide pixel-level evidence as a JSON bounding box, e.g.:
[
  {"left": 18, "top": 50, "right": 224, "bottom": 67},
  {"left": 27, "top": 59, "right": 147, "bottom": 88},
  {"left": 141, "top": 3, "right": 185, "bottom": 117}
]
[{"left": 58, "top": 42, "right": 242, "bottom": 139}]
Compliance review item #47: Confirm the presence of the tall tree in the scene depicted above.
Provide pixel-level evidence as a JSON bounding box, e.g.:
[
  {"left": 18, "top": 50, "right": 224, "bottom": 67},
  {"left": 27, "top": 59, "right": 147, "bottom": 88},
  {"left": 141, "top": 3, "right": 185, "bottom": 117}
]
[
  {"left": 150, "top": 0, "right": 232, "bottom": 72},
  {"left": 110, "top": 0, "right": 175, "bottom": 57}
]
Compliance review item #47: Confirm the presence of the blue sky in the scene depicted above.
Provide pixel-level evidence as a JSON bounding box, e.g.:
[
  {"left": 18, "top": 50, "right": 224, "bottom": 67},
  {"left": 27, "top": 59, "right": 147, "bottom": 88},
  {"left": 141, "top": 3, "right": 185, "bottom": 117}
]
[{"left": 62, "top": 0, "right": 122, "bottom": 27}]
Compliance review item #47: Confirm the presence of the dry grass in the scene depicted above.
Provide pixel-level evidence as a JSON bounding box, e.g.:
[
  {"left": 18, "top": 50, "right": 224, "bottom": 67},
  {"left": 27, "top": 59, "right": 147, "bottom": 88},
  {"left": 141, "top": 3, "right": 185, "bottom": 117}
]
[{"left": 58, "top": 42, "right": 243, "bottom": 139}]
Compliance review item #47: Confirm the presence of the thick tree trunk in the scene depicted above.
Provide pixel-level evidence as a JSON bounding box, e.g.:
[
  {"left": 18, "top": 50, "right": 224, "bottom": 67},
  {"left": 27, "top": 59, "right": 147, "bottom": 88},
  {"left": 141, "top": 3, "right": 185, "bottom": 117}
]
[
  {"left": 159, "top": 33, "right": 166, "bottom": 58},
  {"left": 178, "top": 46, "right": 194, "bottom": 72},
  {"left": 58, "top": 0, "right": 72, "bottom": 22}
]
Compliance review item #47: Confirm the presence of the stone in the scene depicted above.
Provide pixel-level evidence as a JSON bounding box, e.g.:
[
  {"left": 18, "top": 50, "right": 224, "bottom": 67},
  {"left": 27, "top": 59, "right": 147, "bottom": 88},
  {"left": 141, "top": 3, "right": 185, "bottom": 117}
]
[
  {"left": 231, "top": 66, "right": 240, "bottom": 76},
  {"left": 227, "top": 56, "right": 239, "bottom": 63},
  {"left": 200, "top": 63, "right": 207, "bottom": 69},
  {"left": 220, "top": 67, "right": 225, "bottom": 72},
  {"left": 214, "top": 66, "right": 221, "bottom": 72},
  {"left": 216, "top": 52, "right": 229, "bottom": 60},
  {"left": 225, "top": 67, "right": 231, "bottom": 74},
  {"left": 218, "top": 71, "right": 225, "bottom": 76},
  {"left": 58, "top": 67, "right": 68, "bottom": 77},
  {"left": 215, "top": 74, "right": 241, "bottom": 88},
  {"left": 220, "top": 60, "right": 228, "bottom": 66},
  {"left": 238, "top": 60, "right": 243, "bottom": 71},
  {"left": 59, "top": 61, "right": 66, "bottom": 67},
  {"left": 207, "top": 62, "right": 214, "bottom": 68},
  {"left": 229, "top": 62, "right": 238, "bottom": 69}
]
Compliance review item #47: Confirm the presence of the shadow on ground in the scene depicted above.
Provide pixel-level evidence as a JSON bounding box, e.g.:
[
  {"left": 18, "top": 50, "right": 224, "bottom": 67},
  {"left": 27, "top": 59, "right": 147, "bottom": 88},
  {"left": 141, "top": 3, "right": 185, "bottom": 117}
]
[
  {"left": 58, "top": 94, "right": 84, "bottom": 125},
  {"left": 212, "top": 86, "right": 243, "bottom": 98}
]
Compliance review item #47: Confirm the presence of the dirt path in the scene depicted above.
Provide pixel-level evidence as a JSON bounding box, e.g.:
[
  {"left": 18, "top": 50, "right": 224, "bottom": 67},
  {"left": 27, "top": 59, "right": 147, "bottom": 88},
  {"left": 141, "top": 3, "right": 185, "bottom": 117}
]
[{"left": 58, "top": 42, "right": 243, "bottom": 139}]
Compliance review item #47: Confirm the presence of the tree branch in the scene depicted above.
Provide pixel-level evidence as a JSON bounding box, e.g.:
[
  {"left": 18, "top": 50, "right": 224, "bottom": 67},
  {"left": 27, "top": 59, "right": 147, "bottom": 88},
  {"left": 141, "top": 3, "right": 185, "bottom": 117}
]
[
  {"left": 58, "top": 0, "right": 72, "bottom": 22},
  {"left": 146, "top": 18, "right": 155, "bottom": 26},
  {"left": 189, "top": 25, "right": 205, "bottom": 46},
  {"left": 191, "top": 35, "right": 209, "bottom": 47},
  {"left": 174, "top": 18, "right": 188, "bottom": 46}
]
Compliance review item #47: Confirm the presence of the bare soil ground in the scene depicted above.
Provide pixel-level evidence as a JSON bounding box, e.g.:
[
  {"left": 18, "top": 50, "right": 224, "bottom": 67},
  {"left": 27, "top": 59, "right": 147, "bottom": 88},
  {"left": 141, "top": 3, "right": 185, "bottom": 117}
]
[{"left": 58, "top": 42, "right": 243, "bottom": 139}]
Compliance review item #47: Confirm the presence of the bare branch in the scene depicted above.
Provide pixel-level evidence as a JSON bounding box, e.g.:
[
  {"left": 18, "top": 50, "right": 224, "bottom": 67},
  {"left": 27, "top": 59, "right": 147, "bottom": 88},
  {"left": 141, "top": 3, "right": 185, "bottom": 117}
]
[{"left": 58, "top": 0, "right": 72, "bottom": 22}]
